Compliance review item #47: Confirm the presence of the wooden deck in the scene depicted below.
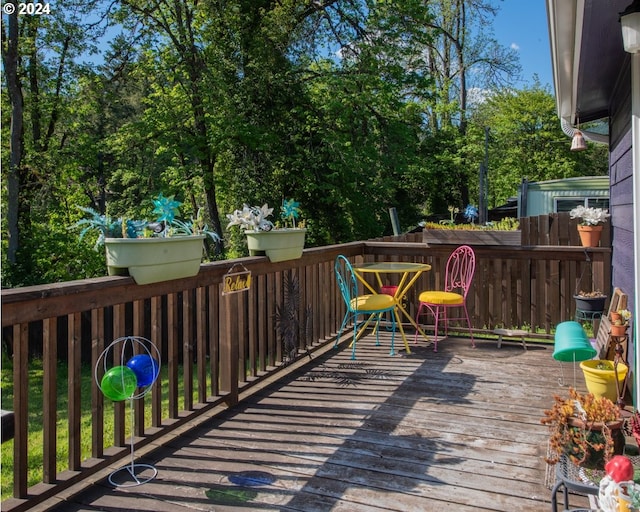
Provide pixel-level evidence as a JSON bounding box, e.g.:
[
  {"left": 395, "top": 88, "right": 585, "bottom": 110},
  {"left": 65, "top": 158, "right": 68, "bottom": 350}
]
[{"left": 34, "top": 334, "right": 589, "bottom": 512}]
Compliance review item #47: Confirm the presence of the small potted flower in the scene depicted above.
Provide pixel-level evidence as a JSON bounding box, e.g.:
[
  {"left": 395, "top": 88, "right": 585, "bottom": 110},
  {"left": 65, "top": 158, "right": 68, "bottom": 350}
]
[
  {"left": 611, "top": 309, "right": 632, "bottom": 337},
  {"left": 226, "top": 199, "right": 306, "bottom": 262},
  {"left": 541, "top": 387, "right": 625, "bottom": 470},
  {"left": 73, "top": 193, "right": 219, "bottom": 284},
  {"left": 569, "top": 205, "right": 610, "bottom": 247}
]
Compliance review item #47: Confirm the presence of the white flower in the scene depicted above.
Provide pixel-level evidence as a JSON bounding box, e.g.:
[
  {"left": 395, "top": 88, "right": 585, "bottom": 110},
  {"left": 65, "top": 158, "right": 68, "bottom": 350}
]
[
  {"left": 569, "top": 205, "right": 610, "bottom": 226},
  {"left": 226, "top": 204, "right": 274, "bottom": 232}
]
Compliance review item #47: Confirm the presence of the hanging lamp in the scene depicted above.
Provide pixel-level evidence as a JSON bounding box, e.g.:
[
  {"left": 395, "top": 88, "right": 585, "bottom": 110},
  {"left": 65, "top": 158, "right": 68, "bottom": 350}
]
[
  {"left": 620, "top": 0, "right": 640, "bottom": 53},
  {"left": 571, "top": 114, "right": 587, "bottom": 151}
]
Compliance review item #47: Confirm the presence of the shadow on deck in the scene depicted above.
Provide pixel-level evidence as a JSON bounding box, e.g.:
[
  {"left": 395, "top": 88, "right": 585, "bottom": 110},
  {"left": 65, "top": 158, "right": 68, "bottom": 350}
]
[{"left": 34, "top": 334, "right": 588, "bottom": 512}]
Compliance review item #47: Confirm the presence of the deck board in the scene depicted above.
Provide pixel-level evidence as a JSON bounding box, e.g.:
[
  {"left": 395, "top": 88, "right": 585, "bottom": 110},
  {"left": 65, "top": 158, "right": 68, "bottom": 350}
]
[{"left": 43, "top": 335, "right": 590, "bottom": 511}]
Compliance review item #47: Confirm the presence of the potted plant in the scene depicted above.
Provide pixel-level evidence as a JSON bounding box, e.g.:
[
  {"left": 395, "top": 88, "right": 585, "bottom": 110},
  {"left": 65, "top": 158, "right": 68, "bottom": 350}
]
[
  {"left": 611, "top": 309, "right": 632, "bottom": 337},
  {"left": 541, "top": 387, "right": 625, "bottom": 470},
  {"left": 574, "top": 289, "right": 607, "bottom": 313},
  {"left": 226, "top": 199, "right": 306, "bottom": 262},
  {"left": 569, "top": 205, "right": 610, "bottom": 247},
  {"left": 579, "top": 359, "right": 629, "bottom": 402},
  {"left": 73, "top": 193, "right": 219, "bottom": 285}
]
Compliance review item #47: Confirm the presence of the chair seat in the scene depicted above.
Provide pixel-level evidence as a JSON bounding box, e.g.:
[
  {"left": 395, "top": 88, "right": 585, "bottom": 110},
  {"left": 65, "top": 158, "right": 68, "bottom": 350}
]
[
  {"left": 418, "top": 290, "right": 463, "bottom": 305},
  {"left": 350, "top": 294, "right": 395, "bottom": 311}
]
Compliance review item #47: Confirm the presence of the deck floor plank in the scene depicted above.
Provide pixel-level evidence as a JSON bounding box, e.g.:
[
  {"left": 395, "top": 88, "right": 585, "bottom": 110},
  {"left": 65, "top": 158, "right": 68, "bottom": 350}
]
[{"left": 46, "top": 336, "right": 590, "bottom": 511}]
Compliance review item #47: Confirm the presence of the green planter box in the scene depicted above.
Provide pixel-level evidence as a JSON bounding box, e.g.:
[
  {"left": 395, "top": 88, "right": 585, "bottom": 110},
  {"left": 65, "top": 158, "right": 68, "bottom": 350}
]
[
  {"left": 245, "top": 229, "right": 306, "bottom": 262},
  {"left": 104, "top": 235, "right": 205, "bottom": 285}
]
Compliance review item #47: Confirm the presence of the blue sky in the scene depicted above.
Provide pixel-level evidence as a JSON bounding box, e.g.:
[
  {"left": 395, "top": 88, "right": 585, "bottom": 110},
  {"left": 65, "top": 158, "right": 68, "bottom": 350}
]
[{"left": 493, "top": 1, "right": 553, "bottom": 88}]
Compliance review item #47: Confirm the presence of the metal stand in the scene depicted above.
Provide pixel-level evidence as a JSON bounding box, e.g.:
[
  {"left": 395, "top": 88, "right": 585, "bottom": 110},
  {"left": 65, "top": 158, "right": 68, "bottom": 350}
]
[
  {"left": 95, "top": 336, "right": 161, "bottom": 488},
  {"left": 551, "top": 456, "right": 599, "bottom": 512},
  {"left": 108, "top": 396, "right": 158, "bottom": 487}
]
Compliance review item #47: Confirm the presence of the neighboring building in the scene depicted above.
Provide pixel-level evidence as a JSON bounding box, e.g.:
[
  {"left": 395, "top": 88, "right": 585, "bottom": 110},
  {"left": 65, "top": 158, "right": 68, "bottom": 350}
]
[{"left": 517, "top": 176, "right": 610, "bottom": 218}]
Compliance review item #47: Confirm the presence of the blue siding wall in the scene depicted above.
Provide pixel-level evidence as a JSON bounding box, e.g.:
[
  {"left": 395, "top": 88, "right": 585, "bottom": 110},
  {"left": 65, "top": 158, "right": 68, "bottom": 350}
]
[{"left": 610, "top": 113, "right": 635, "bottom": 315}]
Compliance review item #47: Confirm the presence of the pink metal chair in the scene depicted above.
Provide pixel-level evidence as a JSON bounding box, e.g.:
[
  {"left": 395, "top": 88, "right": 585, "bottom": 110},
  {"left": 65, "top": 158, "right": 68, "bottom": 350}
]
[{"left": 414, "top": 245, "right": 476, "bottom": 351}]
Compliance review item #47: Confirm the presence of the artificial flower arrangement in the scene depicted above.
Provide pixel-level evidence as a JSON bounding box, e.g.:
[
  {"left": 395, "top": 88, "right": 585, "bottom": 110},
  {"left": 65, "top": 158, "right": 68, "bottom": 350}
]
[
  {"left": 73, "top": 193, "right": 219, "bottom": 284},
  {"left": 569, "top": 205, "right": 611, "bottom": 226},
  {"left": 226, "top": 199, "right": 304, "bottom": 232},
  {"left": 226, "top": 199, "right": 306, "bottom": 262},
  {"left": 74, "top": 193, "right": 220, "bottom": 247}
]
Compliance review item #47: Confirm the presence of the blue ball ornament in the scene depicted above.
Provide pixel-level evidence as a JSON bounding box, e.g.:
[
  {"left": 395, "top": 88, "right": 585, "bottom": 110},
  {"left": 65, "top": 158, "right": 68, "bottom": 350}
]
[{"left": 126, "top": 354, "right": 159, "bottom": 387}]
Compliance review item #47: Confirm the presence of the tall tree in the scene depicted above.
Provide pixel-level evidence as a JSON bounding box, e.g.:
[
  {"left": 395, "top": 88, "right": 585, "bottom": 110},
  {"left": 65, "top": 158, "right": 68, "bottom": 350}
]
[
  {"left": 1, "top": 0, "right": 110, "bottom": 270},
  {"left": 466, "top": 83, "right": 609, "bottom": 208},
  {"left": 420, "top": 0, "right": 520, "bottom": 211}
]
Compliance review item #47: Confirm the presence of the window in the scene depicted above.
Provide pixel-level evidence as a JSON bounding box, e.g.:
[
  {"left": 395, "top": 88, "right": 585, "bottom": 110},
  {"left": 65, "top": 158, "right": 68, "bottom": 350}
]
[{"left": 555, "top": 197, "right": 609, "bottom": 213}]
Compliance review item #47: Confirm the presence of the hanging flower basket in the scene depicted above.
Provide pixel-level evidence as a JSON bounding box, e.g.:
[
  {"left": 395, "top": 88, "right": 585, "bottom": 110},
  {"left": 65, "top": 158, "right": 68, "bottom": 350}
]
[{"left": 574, "top": 294, "right": 607, "bottom": 312}]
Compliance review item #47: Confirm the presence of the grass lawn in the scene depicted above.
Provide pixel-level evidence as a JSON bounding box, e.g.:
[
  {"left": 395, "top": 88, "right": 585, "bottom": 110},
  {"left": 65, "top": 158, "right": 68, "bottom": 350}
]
[{"left": 1, "top": 352, "right": 204, "bottom": 501}]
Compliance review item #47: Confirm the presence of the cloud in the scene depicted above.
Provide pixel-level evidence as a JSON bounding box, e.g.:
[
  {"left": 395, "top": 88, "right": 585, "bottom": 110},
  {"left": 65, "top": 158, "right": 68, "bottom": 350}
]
[{"left": 511, "top": 43, "right": 520, "bottom": 51}]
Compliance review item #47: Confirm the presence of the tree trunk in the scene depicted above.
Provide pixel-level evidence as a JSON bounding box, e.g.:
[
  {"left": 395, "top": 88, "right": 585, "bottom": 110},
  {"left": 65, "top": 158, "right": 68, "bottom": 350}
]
[{"left": 2, "top": 12, "right": 24, "bottom": 264}]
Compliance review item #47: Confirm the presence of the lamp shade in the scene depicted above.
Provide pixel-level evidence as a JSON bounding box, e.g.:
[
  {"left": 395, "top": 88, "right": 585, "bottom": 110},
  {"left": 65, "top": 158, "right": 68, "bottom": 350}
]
[
  {"left": 553, "top": 321, "right": 596, "bottom": 362},
  {"left": 570, "top": 130, "right": 587, "bottom": 151},
  {"left": 621, "top": 1, "right": 640, "bottom": 53}
]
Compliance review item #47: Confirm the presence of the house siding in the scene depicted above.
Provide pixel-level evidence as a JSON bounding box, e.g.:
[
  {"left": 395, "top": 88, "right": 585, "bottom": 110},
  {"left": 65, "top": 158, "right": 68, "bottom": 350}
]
[{"left": 609, "top": 67, "right": 634, "bottom": 315}]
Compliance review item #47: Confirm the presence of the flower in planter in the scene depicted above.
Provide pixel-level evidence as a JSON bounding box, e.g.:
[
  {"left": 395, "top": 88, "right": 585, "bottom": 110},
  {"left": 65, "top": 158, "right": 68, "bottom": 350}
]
[
  {"left": 227, "top": 200, "right": 305, "bottom": 232},
  {"left": 569, "top": 205, "right": 611, "bottom": 226},
  {"left": 226, "top": 204, "right": 275, "bottom": 232},
  {"left": 617, "top": 309, "right": 632, "bottom": 326},
  {"left": 73, "top": 193, "right": 220, "bottom": 249}
]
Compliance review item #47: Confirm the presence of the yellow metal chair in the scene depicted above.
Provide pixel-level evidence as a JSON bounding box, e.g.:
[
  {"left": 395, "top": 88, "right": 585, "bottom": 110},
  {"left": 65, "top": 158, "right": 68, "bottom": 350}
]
[
  {"left": 334, "top": 255, "right": 397, "bottom": 359},
  {"left": 414, "top": 245, "right": 476, "bottom": 352}
]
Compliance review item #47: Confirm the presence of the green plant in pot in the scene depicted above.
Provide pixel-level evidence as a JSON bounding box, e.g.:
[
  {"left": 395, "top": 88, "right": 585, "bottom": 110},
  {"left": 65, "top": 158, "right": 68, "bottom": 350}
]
[
  {"left": 541, "top": 387, "right": 625, "bottom": 470},
  {"left": 73, "top": 193, "right": 219, "bottom": 284},
  {"left": 611, "top": 308, "right": 632, "bottom": 337},
  {"left": 226, "top": 199, "right": 307, "bottom": 263}
]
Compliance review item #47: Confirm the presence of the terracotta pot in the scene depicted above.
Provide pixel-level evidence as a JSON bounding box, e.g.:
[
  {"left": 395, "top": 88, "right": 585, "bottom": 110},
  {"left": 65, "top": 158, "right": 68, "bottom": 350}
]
[
  {"left": 610, "top": 312, "right": 622, "bottom": 322},
  {"left": 565, "top": 416, "right": 625, "bottom": 469},
  {"left": 610, "top": 324, "right": 628, "bottom": 337},
  {"left": 577, "top": 224, "right": 604, "bottom": 247}
]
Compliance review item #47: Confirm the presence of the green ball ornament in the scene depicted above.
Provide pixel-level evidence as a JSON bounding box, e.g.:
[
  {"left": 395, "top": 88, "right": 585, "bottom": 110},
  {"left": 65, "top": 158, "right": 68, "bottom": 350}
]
[{"left": 101, "top": 366, "right": 138, "bottom": 401}]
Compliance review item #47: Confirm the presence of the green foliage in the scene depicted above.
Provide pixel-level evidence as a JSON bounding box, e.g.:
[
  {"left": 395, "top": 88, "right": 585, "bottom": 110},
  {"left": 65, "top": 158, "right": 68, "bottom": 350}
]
[
  {"left": 467, "top": 83, "right": 609, "bottom": 208},
  {"left": 423, "top": 217, "right": 519, "bottom": 231},
  {"left": 1, "top": 2, "right": 612, "bottom": 286}
]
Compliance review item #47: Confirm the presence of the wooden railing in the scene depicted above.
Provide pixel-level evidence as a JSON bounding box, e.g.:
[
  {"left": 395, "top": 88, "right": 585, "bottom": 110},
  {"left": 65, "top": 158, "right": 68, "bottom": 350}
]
[{"left": 0, "top": 237, "right": 610, "bottom": 511}]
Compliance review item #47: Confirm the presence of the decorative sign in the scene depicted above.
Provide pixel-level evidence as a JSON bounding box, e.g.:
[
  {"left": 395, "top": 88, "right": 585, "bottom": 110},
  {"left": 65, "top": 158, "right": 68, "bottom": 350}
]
[{"left": 222, "top": 265, "right": 251, "bottom": 295}]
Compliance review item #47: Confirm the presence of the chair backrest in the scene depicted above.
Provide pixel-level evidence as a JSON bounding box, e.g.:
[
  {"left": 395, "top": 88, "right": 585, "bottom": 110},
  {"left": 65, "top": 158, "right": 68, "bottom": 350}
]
[
  {"left": 335, "top": 255, "right": 358, "bottom": 312},
  {"left": 444, "top": 245, "right": 476, "bottom": 298}
]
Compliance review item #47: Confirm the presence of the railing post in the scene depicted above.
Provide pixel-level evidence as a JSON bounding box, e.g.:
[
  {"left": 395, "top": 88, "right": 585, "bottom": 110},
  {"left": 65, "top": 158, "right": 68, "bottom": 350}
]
[
  {"left": 220, "top": 293, "right": 239, "bottom": 405},
  {"left": 13, "top": 323, "right": 28, "bottom": 498}
]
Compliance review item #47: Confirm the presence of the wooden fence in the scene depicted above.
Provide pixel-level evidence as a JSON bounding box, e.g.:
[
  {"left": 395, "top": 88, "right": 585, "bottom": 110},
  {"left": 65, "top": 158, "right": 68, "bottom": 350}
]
[{"left": 0, "top": 232, "right": 611, "bottom": 511}]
